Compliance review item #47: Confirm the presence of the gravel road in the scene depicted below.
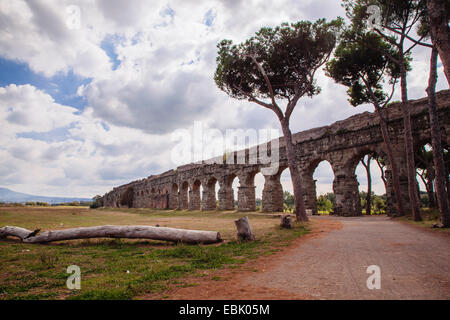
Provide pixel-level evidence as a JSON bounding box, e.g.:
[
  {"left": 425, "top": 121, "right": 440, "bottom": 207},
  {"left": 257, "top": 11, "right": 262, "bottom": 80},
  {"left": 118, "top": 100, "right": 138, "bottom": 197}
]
[{"left": 246, "top": 215, "right": 450, "bottom": 299}]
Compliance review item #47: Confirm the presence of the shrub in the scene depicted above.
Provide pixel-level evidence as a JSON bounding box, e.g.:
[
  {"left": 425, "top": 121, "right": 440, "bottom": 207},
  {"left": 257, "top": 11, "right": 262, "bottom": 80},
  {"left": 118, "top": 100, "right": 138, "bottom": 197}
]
[{"left": 90, "top": 195, "right": 104, "bottom": 209}]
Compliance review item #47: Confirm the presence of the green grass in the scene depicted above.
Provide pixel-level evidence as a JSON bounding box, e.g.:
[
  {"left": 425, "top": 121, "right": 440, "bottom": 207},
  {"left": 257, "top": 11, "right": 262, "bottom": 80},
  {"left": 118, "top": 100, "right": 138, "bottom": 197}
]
[
  {"left": 397, "top": 208, "right": 450, "bottom": 235},
  {"left": 0, "top": 206, "right": 309, "bottom": 300}
]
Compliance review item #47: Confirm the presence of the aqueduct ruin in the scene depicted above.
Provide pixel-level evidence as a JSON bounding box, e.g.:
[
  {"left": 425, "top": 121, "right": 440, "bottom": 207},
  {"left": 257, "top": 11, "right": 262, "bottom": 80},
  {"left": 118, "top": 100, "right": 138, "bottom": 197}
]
[{"left": 103, "top": 90, "right": 450, "bottom": 216}]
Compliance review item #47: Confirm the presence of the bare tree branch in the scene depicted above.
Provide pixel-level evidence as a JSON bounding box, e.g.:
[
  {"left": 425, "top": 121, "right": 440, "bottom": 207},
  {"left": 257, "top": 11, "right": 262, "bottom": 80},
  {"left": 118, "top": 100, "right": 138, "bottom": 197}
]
[
  {"left": 382, "top": 79, "right": 397, "bottom": 108},
  {"left": 373, "top": 28, "right": 400, "bottom": 48},
  {"left": 232, "top": 84, "right": 284, "bottom": 120},
  {"left": 284, "top": 54, "right": 326, "bottom": 121},
  {"left": 404, "top": 34, "right": 430, "bottom": 55},
  {"left": 375, "top": 157, "right": 387, "bottom": 186},
  {"left": 244, "top": 54, "right": 279, "bottom": 107},
  {"left": 417, "top": 168, "right": 428, "bottom": 187}
]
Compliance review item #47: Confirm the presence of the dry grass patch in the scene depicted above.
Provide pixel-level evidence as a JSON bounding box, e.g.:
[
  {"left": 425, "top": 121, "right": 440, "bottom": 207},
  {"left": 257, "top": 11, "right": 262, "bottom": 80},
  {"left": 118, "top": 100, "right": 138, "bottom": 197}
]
[{"left": 0, "top": 206, "right": 309, "bottom": 300}]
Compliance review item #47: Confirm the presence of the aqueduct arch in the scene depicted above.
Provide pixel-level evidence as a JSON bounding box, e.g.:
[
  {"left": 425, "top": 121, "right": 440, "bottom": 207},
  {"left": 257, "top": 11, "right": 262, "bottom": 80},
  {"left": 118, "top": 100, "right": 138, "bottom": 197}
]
[{"left": 103, "top": 90, "right": 450, "bottom": 217}]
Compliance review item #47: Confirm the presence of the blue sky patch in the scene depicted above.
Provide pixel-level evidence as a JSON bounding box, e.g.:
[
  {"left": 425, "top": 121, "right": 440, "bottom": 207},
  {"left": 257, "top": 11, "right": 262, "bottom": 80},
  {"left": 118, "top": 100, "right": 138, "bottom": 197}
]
[
  {"left": 16, "top": 124, "right": 82, "bottom": 143},
  {"left": 101, "top": 34, "right": 124, "bottom": 70},
  {"left": 101, "top": 122, "right": 110, "bottom": 132},
  {"left": 160, "top": 5, "right": 175, "bottom": 19},
  {"left": 203, "top": 9, "right": 216, "bottom": 27},
  {"left": 0, "top": 57, "right": 91, "bottom": 110}
]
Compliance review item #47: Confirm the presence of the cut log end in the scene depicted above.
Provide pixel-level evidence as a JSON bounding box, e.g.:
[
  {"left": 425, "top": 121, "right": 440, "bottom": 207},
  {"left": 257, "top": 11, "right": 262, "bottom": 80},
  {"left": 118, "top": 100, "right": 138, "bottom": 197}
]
[
  {"left": 234, "top": 216, "right": 255, "bottom": 241},
  {"left": 280, "top": 215, "right": 293, "bottom": 229}
]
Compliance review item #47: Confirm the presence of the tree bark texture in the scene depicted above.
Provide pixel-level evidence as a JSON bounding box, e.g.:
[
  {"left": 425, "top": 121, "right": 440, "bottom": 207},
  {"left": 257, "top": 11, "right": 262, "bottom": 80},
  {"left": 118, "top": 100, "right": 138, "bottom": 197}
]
[
  {"left": 281, "top": 121, "right": 308, "bottom": 222},
  {"left": 399, "top": 60, "right": 422, "bottom": 221},
  {"left": 361, "top": 155, "right": 372, "bottom": 215},
  {"left": 426, "top": 47, "right": 450, "bottom": 227},
  {"left": 375, "top": 106, "right": 406, "bottom": 216},
  {"left": 427, "top": 0, "right": 450, "bottom": 86}
]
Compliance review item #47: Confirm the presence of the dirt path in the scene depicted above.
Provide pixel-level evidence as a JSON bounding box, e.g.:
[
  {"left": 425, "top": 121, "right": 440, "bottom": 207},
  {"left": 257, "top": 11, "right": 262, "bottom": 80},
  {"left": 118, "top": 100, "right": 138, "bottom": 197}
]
[{"left": 163, "top": 216, "right": 450, "bottom": 300}]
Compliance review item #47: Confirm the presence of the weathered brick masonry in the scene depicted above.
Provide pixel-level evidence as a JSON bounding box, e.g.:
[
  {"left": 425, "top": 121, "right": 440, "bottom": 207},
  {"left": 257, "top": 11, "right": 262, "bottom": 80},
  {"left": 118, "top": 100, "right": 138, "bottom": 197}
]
[{"left": 103, "top": 90, "right": 450, "bottom": 216}]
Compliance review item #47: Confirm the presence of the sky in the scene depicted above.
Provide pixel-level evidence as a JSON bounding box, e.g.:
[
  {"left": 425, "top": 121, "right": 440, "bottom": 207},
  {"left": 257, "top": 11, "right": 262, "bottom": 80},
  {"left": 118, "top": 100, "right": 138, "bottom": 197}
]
[{"left": 0, "top": 0, "right": 447, "bottom": 198}]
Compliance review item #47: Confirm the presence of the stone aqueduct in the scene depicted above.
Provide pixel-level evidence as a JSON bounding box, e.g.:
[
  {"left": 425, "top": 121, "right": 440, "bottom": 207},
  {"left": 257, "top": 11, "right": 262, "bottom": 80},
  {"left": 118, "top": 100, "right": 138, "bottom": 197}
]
[{"left": 103, "top": 90, "right": 450, "bottom": 216}]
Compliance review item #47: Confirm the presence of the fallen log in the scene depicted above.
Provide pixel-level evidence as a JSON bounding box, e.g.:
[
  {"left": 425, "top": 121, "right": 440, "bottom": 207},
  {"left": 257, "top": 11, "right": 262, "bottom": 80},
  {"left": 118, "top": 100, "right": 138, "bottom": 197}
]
[
  {"left": 0, "top": 225, "right": 222, "bottom": 244},
  {"left": 234, "top": 216, "right": 255, "bottom": 241}
]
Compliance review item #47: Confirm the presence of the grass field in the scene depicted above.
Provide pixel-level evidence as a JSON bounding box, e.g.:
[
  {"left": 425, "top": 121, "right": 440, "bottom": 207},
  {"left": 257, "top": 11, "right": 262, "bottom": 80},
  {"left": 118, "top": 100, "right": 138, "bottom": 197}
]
[{"left": 0, "top": 206, "right": 309, "bottom": 300}]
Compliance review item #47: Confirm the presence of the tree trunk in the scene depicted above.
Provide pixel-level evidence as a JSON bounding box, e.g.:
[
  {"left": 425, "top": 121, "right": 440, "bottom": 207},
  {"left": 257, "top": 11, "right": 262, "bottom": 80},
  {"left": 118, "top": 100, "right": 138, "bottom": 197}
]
[
  {"left": 446, "top": 164, "right": 450, "bottom": 205},
  {"left": 375, "top": 106, "right": 405, "bottom": 216},
  {"left": 426, "top": 166, "right": 437, "bottom": 209},
  {"left": 399, "top": 60, "right": 422, "bottom": 221},
  {"left": 366, "top": 157, "right": 372, "bottom": 215},
  {"left": 0, "top": 225, "right": 222, "bottom": 244},
  {"left": 361, "top": 155, "right": 372, "bottom": 215},
  {"left": 234, "top": 216, "right": 255, "bottom": 241},
  {"left": 427, "top": 0, "right": 450, "bottom": 86},
  {"left": 280, "top": 121, "right": 308, "bottom": 222},
  {"left": 418, "top": 168, "right": 436, "bottom": 209},
  {"left": 376, "top": 158, "right": 388, "bottom": 191},
  {"left": 426, "top": 47, "right": 450, "bottom": 227}
]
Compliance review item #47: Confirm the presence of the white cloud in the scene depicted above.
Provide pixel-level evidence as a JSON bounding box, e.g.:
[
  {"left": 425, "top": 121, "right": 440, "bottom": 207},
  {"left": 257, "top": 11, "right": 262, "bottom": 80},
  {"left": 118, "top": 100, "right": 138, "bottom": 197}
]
[
  {"left": 0, "top": 0, "right": 112, "bottom": 78},
  {"left": 0, "top": 0, "right": 446, "bottom": 198},
  {"left": 0, "top": 84, "right": 177, "bottom": 197}
]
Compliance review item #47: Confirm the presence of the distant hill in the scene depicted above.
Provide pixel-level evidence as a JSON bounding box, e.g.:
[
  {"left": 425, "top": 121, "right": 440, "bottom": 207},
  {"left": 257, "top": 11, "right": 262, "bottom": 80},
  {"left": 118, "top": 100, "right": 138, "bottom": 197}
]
[{"left": 0, "top": 187, "right": 92, "bottom": 204}]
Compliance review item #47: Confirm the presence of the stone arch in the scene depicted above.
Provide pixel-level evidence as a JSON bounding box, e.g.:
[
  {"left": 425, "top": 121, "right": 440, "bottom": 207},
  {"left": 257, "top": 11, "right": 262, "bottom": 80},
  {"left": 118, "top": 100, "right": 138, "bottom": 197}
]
[
  {"left": 413, "top": 141, "right": 450, "bottom": 211},
  {"left": 342, "top": 146, "right": 397, "bottom": 216},
  {"left": 218, "top": 173, "right": 236, "bottom": 211},
  {"left": 163, "top": 188, "right": 169, "bottom": 209},
  {"left": 150, "top": 188, "right": 156, "bottom": 208},
  {"left": 180, "top": 181, "right": 189, "bottom": 209},
  {"left": 329, "top": 151, "right": 362, "bottom": 217},
  {"left": 354, "top": 149, "right": 389, "bottom": 215},
  {"left": 169, "top": 183, "right": 179, "bottom": 209},
  {"left": 343, "top": 145, "right": 387, "bottom": 171},
  {"left": 202, "top": 176, "right": 219, "bottom": 211},
  {"left": 298, "top": 157, "right": 335, "bottom": 215},
  {"left": 189, "top": 179, "right": 201, "bottom": 210},
  {"left": 120, "top": 187, "right": 134, "bottom": 208},
  {"left": 156, "top": 188, "right": 163, "bottom": 208}
]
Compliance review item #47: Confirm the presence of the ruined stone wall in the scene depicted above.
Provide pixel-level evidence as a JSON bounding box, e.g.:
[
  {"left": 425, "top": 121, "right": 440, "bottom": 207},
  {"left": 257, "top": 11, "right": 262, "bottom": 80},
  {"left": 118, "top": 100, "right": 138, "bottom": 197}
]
[{"left": 103, "top": 90, "right": 450, "bottom": 216}]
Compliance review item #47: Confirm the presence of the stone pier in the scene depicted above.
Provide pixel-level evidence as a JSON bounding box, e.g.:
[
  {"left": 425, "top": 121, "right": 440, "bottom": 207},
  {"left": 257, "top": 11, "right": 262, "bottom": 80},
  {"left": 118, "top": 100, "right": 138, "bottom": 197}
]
[{"left": 262, "top": 174, "right": 283, "bottom": 212}]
